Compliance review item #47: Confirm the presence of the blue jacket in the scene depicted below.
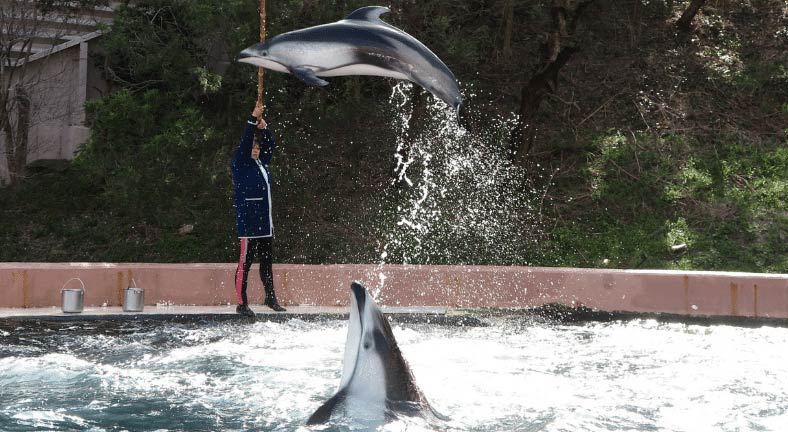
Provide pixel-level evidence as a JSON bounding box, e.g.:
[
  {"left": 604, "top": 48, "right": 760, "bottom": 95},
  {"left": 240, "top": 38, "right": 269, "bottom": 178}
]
[{"left": 231, "top": 117, "right": 276, "bottom": 238}]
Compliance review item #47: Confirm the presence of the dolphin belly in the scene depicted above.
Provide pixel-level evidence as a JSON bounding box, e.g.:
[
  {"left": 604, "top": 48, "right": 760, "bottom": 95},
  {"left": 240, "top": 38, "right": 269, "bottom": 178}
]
[{"left": 317, "top": 63, "right": 409, "bottom": 80}]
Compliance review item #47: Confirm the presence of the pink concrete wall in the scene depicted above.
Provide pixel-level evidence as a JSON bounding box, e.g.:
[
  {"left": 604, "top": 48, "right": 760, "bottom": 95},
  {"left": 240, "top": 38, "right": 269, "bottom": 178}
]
[{"left": 0, "top": 263, "right": 787, "bottom": 318}]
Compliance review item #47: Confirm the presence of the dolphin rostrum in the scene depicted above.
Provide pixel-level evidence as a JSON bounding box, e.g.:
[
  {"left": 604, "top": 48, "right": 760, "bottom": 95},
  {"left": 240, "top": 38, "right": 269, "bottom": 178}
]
[
  {"left": 306, "top": 281, "right": 447, "bottom": 426},
  {"left": 238, "top": 6, "right": 462, "bottom": 110}
]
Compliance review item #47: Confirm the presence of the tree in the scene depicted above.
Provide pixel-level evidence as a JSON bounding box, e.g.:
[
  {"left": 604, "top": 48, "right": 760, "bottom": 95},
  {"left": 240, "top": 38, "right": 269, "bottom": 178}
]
[
  {"left": 510, "top": 0, "right": 592, "bottom": 164},
  {"left": 500, "top": 0, "right": 515, "bottom": 59},
  {"left": 676, "top": 0, "right": 707, "bottom": 31},
  {"left": 0, "top": 0, "right": 106, "bottom": 185}
]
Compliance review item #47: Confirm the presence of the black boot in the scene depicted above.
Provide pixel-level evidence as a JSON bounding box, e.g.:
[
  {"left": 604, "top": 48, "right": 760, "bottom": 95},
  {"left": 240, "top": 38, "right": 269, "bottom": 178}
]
[
  {"left": 264, "top": 297, "right": 286, "bottom": 312},
  {"left": 236, "top": 304, "right": 256, "bottom": 317}
]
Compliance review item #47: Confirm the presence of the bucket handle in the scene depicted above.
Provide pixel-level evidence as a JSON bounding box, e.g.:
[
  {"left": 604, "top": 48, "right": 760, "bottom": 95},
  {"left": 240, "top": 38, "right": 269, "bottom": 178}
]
[
  {"left": 128, "top": 278, "right": 139, "bottom": 289},
  {"left": 61, "top": 277, "right": 85, "bottom": 292}
]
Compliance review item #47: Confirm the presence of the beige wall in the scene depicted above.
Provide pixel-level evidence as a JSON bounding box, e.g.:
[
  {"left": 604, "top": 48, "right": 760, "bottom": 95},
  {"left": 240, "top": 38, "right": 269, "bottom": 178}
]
[
  {"left": 1, "top": 263, "right": 787, "bottom": 319},
  {"left": 1, "top": 36, "right": 108, "bottom": 183}
]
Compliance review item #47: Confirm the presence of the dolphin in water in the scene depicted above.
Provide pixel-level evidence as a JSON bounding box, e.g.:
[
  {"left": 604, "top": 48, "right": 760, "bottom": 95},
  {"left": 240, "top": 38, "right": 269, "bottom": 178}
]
[
  {"left": 238, "top": 6, "right": 462, "bottom": 110},
  {"left": 306, "top": 281, "right": 447, "bottom": 426}
]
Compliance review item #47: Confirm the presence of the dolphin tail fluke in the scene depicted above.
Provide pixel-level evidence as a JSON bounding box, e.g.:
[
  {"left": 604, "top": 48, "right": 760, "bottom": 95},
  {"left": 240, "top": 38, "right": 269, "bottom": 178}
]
[
  {"left": 306, "top": 389, "right": 347, "bottom": 425},
  {"left": 291, "top": 66, "right": 330, "bottom": 87}
]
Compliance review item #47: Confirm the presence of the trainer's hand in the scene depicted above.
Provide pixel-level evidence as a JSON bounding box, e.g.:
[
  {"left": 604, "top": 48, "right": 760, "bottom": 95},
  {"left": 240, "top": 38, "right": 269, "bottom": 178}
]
[
  {"left": 257, "top": 118, "right": 267, "bottom": 129},
  {"left": 252, "top": 105, "right": 263, "bottom": 118}
]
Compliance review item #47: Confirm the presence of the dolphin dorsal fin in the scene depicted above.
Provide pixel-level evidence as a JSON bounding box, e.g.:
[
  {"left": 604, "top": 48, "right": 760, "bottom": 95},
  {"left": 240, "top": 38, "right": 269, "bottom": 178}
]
[{"left": 345, "top": 6, "right": 390, "bottom": 23}]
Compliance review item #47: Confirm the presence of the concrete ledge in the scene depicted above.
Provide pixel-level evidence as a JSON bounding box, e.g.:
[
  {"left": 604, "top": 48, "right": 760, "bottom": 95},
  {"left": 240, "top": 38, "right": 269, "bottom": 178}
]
[
  {"left": 1, "top": 263, "right": 787, "bottom": 319},
  {"left": 0, "top": 305, "right": 479, "bottom": 326}
]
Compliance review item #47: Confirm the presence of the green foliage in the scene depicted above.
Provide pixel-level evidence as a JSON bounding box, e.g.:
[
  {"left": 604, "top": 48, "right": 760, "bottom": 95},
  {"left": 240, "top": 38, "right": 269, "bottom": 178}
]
[
  {"left": 194, "top": 67, "right": 223, "bottom": 94},
  {"left": 1, "top": 0, "right": 786, "bottom": 275},
  {"left": 100, "top": 0, "right": 253, "bottom": 97},
  {"left": 550, "top": 131, "right": 788, "bottom": 272}
]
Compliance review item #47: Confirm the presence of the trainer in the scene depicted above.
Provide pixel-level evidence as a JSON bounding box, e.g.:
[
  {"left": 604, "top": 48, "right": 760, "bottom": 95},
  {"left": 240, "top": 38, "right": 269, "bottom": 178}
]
[{"left": 231, "top": 105, "right": 286, "bottom": 315}]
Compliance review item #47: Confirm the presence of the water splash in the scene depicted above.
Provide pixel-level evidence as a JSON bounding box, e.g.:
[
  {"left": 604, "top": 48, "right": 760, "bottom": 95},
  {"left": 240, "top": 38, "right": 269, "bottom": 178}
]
[{"left": 371, "top": 83, "right": 549, "bottom": 296}]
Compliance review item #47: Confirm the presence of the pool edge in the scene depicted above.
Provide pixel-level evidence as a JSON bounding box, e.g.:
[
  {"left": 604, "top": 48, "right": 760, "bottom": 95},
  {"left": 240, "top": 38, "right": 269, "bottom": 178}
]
[{"left": 1, "top": 263, "right": 787, "bottom": 320}]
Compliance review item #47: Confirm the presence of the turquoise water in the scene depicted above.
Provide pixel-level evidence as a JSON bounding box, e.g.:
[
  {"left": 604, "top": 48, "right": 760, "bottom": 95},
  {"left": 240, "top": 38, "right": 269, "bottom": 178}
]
[{"left": 1, "top": 317, "right": 787, "bottom": 431}]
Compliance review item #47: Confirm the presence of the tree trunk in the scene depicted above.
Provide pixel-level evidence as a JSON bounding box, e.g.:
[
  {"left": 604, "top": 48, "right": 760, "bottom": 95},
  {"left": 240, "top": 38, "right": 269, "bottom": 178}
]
[
  {"left": 629, "top": 0, "right": 641, "bottom": 48},
  {"left": 512, "top": 46, "right": 578, "bottom": 161},
  {"left": 676, "top": 0, "right": 707, "bottom": 30},
  {"left": 7, "top": 85, "right": 31, "bottom": 183},
  {"left": 501, "top": 0, "right": 514, "bottom": 59},
  {"left": 511, "top": 0, "right": 592, "bottom": 163}
]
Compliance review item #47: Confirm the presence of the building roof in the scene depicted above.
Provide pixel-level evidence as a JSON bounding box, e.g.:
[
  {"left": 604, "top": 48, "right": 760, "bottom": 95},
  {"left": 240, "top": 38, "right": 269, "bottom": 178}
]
[{"left": 2, "top": 1, "right": 121, "bottom": 66}]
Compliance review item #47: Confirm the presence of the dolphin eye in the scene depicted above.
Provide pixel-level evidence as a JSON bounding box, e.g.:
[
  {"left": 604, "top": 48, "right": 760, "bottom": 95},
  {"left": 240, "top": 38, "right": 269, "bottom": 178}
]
[
  {"left": 363, "top": 341, "right": 371, "bottom": 349},
  {"left": 261, "top": 51, "right": 268, "bottom": 57}
]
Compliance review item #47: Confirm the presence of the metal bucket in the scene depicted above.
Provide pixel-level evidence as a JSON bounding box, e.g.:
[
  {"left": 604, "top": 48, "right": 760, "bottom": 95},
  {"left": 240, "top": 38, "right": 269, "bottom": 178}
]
[
  {"left": 123, "top": 280, "right": 144, "bottom": 312},
  {"left": 61, "top": 278, "right": 85, "bottom": 313}
]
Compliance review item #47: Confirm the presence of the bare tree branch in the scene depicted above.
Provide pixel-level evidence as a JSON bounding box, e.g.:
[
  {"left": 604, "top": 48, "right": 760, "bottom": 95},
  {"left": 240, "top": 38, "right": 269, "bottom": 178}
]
[
  {"left": 1, "top": 0, "right": 105, "bottom": 184},
  {"left": 510, "top": 0, "right": 594, "bottom": 164},
  {"left": 676, "top": 0, "right": 707, "bottom": 31}
]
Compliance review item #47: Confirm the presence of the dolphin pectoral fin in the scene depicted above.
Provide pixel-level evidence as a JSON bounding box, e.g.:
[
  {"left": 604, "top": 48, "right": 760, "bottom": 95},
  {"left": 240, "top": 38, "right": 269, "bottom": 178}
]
[
  {"left": 306, "top": 389, "right": 347, "bottom": 425},
  {"left": 290, "top": 67, "right": 329, "bottom": 87}
]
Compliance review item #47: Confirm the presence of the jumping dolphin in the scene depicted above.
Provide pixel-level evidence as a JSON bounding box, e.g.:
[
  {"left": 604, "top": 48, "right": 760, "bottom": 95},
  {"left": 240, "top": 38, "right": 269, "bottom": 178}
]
[
  {"left": 306, "top": 281, "right": 447, "bottom": 426},
  {"left": 238, "top": 6, "right": 462, "bottom": 110}
]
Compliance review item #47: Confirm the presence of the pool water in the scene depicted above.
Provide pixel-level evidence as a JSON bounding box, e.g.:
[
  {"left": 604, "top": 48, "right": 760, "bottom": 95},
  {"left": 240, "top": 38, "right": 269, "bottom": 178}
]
[{"left": 1, "top": 316, "right": 787, "bottom": 431}]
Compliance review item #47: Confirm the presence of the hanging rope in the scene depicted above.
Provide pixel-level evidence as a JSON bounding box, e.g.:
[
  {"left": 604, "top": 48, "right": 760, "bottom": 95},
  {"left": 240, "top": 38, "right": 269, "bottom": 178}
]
[{"left": 257, "top": 0, "right": 267, "bottom": 109}]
